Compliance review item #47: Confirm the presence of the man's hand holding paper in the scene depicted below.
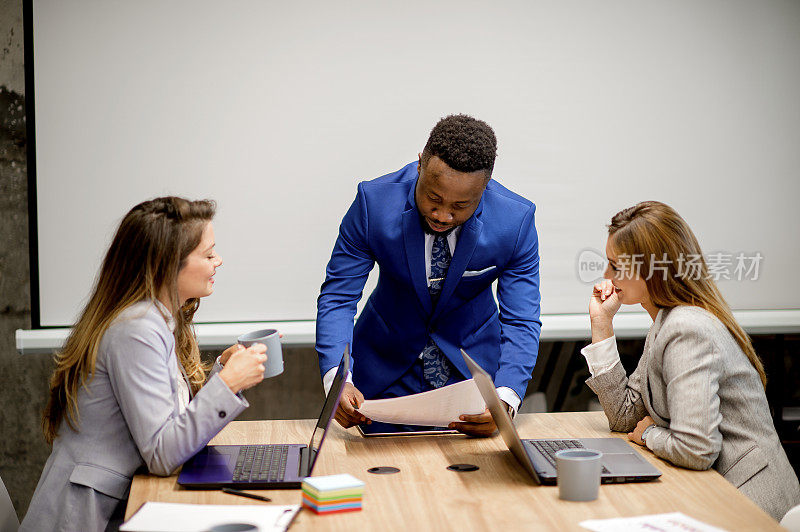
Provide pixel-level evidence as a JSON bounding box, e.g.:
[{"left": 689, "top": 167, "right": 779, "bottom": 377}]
[
  {"left": 335, "top": 383, "right": 372, "bottom": 428},
  {"left": 448, "top": 407, "right": 502, "bottom": 437},
  {"left": 354, "top": 379, "right": 493, "bottom": 436}
]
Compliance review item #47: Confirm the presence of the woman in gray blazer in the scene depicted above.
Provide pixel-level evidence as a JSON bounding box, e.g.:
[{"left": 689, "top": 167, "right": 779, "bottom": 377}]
[
  {"left": 21, "top": 197, "right": 269, "bottom": 532},
  {"left": 582, "top": 201, "right": 800, "bottom": 522}
]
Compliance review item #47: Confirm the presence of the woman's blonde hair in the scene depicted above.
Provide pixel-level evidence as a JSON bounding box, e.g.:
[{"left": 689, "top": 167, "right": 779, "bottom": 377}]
[
  {"left": 608, "top": 201, "right": 766, "bottom": 389},
  {"left": 42, "top": 196, "right": 216, "bottom": 444}
]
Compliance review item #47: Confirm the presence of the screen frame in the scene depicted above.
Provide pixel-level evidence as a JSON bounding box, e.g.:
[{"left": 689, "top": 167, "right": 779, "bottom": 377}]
[
  {"left": 307, "top": 345, "right": 350, "bottom": 474},
  {"left": 23, "top": 0, "right": 42, "bottom": 328}
]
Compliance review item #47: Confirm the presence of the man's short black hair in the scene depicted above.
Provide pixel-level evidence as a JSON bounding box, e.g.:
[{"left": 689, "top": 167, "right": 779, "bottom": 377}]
[{"left": 421, "top": 114, "right": 497, "bottom": 176}]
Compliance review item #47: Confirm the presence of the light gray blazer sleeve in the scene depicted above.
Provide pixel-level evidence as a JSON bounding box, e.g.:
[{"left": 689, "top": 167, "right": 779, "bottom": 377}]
[
  {"left": 585, "top": 354, "right": 648, "bottom": 433},
  {"left": 643, "top": 324, "right": 723, "bottom": 470},
  {"left": 104, "top": 321, "right": 247, "bottom": 476},
  {"left": 208, "top": 357, "right": 224, "bottom": 379}
]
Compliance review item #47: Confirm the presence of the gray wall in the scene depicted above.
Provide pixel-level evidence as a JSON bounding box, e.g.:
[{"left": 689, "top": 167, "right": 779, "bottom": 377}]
[
  {"left": 1, "top": 0, "right": 797, "bottom": 523},
  {"left": 0, "top": 0, "right": 50, "bottom": 522}
]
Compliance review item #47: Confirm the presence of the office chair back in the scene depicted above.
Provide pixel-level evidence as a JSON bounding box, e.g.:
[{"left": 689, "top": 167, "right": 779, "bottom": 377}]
[{"left": 0, "top": 474, "right": 19, "bottom": 532}]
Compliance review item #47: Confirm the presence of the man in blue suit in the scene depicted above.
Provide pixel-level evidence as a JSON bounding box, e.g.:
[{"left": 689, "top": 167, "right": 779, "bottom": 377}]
[{"left": 316, "top": 115, "right": 541, "bottom": 436}]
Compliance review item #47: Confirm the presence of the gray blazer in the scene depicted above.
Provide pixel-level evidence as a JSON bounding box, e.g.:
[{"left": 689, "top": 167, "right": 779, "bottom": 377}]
[
  {"left": 586, "top": 306, "right": 800, "bottom": 521},
  {"left": 21, "top": 301, "right": 248, "bottom": 532}
]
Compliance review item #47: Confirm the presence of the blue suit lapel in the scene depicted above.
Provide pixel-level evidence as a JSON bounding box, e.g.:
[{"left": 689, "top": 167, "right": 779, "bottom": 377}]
[{"left": 402, "top": 194, "right": 433, "bottom": 316}]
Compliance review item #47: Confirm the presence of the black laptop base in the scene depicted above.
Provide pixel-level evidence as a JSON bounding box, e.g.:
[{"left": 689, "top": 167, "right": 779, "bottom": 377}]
[
  {"left": 178, "top": 444, "right": 308, "bottom": 490},
  {"left": 181, "top": 478, "right": 303, "bottom": 490}
]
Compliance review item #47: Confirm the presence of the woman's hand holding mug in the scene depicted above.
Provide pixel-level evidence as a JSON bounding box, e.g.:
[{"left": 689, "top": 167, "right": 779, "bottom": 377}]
[{"left": 219, "top": 343, "right": 267, "bottom": 393}]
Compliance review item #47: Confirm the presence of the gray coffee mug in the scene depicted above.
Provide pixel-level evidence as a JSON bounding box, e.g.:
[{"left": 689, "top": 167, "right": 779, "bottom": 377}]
[
  {"left": 555, "top": 448, "right": 602, "bottom": 501},
  {"left": 237, "top": 328, "right": 283, "bottom": 378}
]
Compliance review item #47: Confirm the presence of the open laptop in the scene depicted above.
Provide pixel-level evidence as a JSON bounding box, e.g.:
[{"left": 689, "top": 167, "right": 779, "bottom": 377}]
[
  {"left": 461, "top": 349, "right": 661, "bottom": 485},
  {"left": 178, "top": 346, "right": 350, "bottom": 489}
]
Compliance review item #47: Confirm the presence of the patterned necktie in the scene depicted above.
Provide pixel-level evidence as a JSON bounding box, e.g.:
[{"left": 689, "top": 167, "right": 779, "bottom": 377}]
[{"left": 422, "top": 234, "right": 453, "bottom": 388}]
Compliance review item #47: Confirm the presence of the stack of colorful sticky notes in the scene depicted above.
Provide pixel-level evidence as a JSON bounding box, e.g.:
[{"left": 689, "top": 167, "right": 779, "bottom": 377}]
[{"left": 301, "top": 474, "right": 365, "bottom": 514}]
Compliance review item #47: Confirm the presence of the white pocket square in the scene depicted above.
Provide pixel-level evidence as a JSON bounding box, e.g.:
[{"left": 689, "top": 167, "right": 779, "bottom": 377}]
[{"left": 462, "top": 266, "right": 497, "bottom": 277}]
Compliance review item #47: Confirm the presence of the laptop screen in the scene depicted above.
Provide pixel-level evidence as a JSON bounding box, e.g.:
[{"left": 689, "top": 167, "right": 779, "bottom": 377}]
[
  {"left": 306, "top": 345, "right": 350, "bottom": 473},
  {"left": 460, "top": 348, "right": 541, "bottom": 483}
]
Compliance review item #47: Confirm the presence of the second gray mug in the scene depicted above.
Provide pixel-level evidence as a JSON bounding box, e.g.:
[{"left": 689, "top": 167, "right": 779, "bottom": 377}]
[{"left": 555, "top": 448, "right": 602, "bottom": 502}]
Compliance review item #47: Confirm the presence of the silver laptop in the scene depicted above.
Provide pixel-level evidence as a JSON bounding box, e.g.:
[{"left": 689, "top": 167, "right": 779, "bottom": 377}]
[{"left": 461, "top": 349, "right": 661, "bottom": 485}]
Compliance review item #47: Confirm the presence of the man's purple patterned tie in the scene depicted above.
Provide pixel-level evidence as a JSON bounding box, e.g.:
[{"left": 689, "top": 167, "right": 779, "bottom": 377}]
[{"left": 422, "top": 234, "right": 453, "bottom": 388}]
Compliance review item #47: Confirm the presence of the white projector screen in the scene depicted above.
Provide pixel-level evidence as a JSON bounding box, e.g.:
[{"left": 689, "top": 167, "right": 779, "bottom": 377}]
[{"left": 30, "top": 0, "right": 800, "bottom": 327}]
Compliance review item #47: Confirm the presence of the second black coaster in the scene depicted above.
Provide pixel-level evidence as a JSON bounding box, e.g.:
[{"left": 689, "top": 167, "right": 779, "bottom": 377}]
[
  {"left": 367, "top": 466, "right": 401, "bottom": 474},
  {"left": 447, "top": 463, "right": 479, "bottom": 472}
]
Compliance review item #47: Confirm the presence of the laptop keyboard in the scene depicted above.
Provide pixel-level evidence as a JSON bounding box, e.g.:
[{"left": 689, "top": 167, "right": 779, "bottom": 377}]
[
  {"left": 232, "top": 444, "right": 289, "bottom": 482},
  {"left": 530, "top": 439, "right": 610, "bottom": 474}
]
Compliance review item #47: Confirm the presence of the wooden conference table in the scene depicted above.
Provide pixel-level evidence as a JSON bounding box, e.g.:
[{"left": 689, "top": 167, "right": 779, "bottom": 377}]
[{"left": 125, "top": 412, "right": 781, "bottom": 531}]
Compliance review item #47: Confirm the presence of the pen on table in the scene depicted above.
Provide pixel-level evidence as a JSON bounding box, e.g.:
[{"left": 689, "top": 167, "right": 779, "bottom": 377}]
[{"left": 222, "top": 487, "right": 271, "bottom": 502}]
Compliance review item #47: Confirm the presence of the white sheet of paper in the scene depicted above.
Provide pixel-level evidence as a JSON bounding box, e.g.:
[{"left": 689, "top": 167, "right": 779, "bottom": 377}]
[
  {"left": 579, "top": 512, "right": 728, "bottom": 532},
  {"left": 119, "top": 502, "right": 300, "bottom": 532},
  {"left": 356, "top": 378, "right": 486, "bottom": 426}
]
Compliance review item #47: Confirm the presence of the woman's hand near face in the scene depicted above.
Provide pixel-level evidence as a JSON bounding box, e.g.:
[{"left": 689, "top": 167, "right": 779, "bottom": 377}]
[
  {"left": 589, "top": 279, "right": 621, "bottom": 343},
  {"left": 218, "top": 343, "right": 267, "bottom": 394},
  {"left": 590, "top": 279, "right": 622, "bottom": 320}
]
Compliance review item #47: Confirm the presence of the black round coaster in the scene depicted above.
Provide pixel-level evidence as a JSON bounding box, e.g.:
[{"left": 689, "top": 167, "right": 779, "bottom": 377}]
[
  {"left": 367, "top": 466, "right": 400, "bottom": 474},
  {"left": 447, "top": 463, "right": 479, "bottom": 472}
]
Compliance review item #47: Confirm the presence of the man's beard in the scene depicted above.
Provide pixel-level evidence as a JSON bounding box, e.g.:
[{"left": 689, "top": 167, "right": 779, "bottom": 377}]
[{"left": 418, "top": 211, "right": 456, "bottom": 236}]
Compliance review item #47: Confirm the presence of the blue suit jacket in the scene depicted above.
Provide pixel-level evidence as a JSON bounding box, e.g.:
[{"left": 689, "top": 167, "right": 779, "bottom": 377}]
[{"left": 316, "top": 162, "right": 541, "bottom": 401}]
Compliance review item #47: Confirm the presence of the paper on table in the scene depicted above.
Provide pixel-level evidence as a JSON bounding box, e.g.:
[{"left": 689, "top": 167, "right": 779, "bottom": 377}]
[
  {"left": 119, "top": 502, "right": 300, "bottom": 532},
  {"left": 356, "top": 378, "right": 486, "bottom": 426},
  {"left": 579, "top": 512, "right": 728, "bottom": 532}
]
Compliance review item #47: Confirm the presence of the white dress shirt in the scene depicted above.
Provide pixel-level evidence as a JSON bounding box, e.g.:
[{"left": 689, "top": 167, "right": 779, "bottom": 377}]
[
  {"left": 579, "top": 335, "right": 621, "bottom": 378},
  {"left": 323, "top": 225, "right": 522, "bottom": 417}
]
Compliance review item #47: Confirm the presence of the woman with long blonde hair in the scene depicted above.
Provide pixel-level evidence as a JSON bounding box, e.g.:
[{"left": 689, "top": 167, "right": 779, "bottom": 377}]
[
  {"left": 22, "top": 197, "right": 268, "bottom": 532},
  {"left": 583, "top": 200, "right": 799, "bottom": 521}
]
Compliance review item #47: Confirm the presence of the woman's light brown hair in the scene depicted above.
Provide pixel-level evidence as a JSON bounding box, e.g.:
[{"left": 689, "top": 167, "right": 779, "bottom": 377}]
[
  {"left": 42, "top": 196, "right": 216, "bottom": 444},
  {"left": 608, "top": 201, "right": 766, "bottom": 389}
]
